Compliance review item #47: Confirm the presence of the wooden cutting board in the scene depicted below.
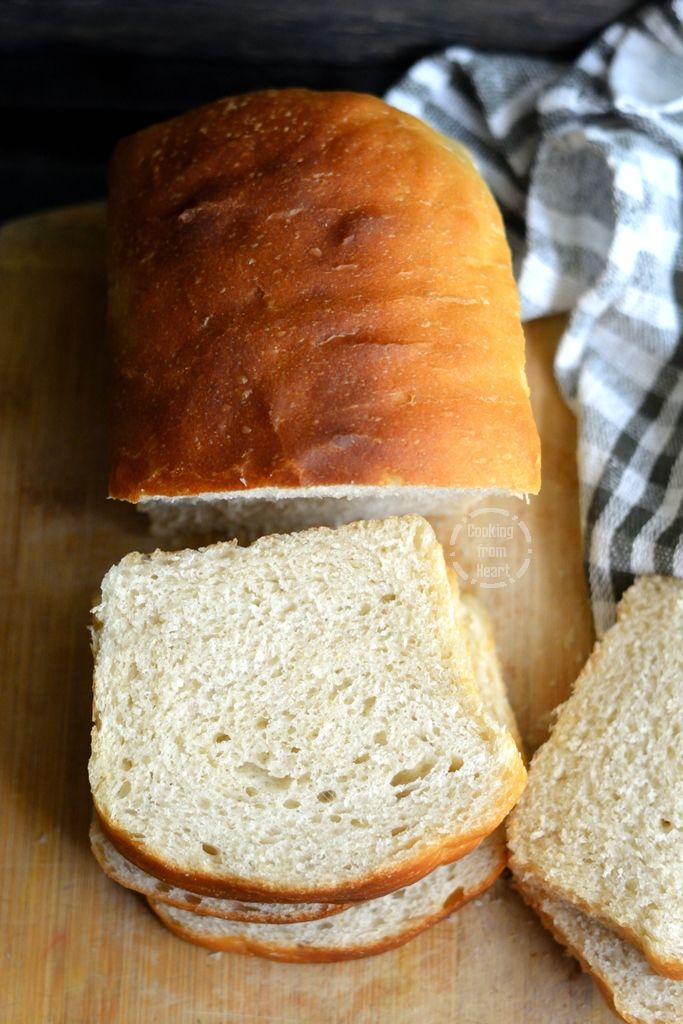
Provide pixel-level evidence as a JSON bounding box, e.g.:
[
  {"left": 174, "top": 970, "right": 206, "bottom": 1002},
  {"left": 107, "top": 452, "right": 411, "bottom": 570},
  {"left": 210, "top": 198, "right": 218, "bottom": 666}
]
[{"left": 0, "top": 204, "right": 610, "bottom": 1024}]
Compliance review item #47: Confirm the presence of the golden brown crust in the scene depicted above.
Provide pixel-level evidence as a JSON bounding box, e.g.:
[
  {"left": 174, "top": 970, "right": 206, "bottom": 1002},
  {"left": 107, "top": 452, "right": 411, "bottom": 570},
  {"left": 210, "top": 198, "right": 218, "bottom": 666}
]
[
  {"left": 108, "top": 88, "right": 540, "bottom": 502},
  {"left": 95, "top": 760, "right": 524, "bottom": 903},
  {"left": 512, "top": 878, "right": 653, "bottom": 1024},
  {"left": 146, "top": 852, "right": 506, "bottom": 962}
]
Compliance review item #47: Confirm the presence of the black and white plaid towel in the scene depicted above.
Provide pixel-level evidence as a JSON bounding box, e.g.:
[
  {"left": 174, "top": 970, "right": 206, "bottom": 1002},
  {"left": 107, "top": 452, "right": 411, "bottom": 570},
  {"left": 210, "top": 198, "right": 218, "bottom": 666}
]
[{"left": 387, "top": 0, "right": 683, "bottom": 634}]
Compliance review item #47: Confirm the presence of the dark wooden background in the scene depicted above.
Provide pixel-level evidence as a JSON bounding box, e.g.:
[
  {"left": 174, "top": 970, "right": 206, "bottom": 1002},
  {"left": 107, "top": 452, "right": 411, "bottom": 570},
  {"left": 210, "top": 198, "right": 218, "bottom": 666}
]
[{"left": 2, "top": 0, "right": 639, "bottom": 221}]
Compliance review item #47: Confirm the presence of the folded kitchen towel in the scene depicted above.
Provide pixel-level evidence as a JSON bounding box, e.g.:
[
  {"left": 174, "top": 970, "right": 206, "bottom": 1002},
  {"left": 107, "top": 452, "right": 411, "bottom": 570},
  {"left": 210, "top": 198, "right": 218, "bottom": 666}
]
[{"left": 387, "top": 0, "right": 683, "bottom": 634}]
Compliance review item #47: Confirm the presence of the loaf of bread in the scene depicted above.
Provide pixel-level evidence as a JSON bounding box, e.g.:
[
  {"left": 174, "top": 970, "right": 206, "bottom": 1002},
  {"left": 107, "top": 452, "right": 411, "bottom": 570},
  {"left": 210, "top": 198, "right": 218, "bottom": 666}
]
[
  {"left": 508, "top": 576, "right": 683, "bottom": 979},
  {"left": 147, "top": 831, "right": 506, "bottom": 962},
  {"left": 515, "top": 878, "right": 683, "bottom": 1024},
  {"left": 89, "top": 516, "right": 525, "bottom": 903},
  {"left": 107, "top": 88, "right": 540, "bottom": 540}
]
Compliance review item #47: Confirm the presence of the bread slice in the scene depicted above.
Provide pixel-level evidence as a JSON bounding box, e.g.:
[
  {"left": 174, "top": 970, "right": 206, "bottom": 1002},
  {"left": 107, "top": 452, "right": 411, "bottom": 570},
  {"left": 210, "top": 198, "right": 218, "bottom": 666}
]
[
  {"left": 507, "top": 576, "right": 683, "bottom": 979},
  {"left": 146, "top": 590, "right": 513, "bottom": 960},
  {"left": 457, "top": 590, "right": 523, "bottom": 751},
  {"left": 89, "top": 816, "right": 349, "bottom": 923},
  {"left": 90, "top": 588, "right": 516, "bottom": 925},
  {"left": 89, "top": 515, "right": 525, "bottom": 903},
  {"left": 515, "top": 878, "right": 683, "bottom": 1024},
  {"left": 108, "top": 89, "right": 540, "bottom": 544},
  {"left": 147, "top": 829, "right": 506, "bottom": 962}
]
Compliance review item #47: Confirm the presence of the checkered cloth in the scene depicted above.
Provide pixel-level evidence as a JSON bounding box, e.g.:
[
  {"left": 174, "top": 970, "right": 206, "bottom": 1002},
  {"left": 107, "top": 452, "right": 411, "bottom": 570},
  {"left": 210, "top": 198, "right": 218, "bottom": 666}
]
[{"left": 387, "top": 1, "right": 683, "bottom": 634}]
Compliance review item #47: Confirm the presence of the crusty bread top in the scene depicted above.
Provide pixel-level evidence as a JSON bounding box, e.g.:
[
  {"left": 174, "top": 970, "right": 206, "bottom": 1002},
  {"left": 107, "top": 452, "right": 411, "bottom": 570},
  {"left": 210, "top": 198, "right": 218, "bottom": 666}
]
[
  {"left": 508, "top": 576, "right": 683, "bottom": 979},
  {"left": 89, "top": 516, "right": 525, "bottom": 902},
  {"left": 107, "top": 88, "right": 540, "bottom": 502}
]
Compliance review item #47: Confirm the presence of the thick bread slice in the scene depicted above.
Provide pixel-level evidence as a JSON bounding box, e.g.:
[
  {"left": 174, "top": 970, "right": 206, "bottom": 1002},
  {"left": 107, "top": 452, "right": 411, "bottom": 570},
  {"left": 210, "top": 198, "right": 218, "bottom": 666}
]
[
  {"left": 147, "top": 830, "right": 506, "bottom": 962},
  {"left": 508, "top": 576, "right": 683, "bottom": 979},
  {"left": 90, "top": 516, "right": 525, "bottom": 903},
  {"left": 90, "top": 589, "right": 515, "bottom": 923},
  {"left": 515, "top": 878, "right": 683, "bottom": 1024},
  {"left": 108, "top": 88, "right": 541, "bottom": 537},
  {"left": 89, "top": 816, "right": 349, "bottom": 923}
]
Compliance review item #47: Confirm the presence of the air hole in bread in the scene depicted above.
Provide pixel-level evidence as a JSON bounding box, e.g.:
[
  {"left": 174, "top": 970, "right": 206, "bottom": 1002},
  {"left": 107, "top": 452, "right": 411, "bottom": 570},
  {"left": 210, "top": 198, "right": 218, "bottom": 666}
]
[
  {"left": 381, "top": 593, "right": 397, "bottom": 603},
  {"left": 245, "top": 786, "right": 258, "bottom": 797},
  {"left": 362, "top": 696, "right": 376, "bottom": 716},
  {"left": 350, "top": 818, "right": 367, "bottom": 828},
  {"left": 448, "top": 756, "right": 464, "bottom": 774},
  {"left": 199, "top": 797, "right": 211, "bottom": 810},
  {"left": 390, "top": 760, "right": 435, "bottom": 787},
  {"left": 374, "top": 730, "right": 387, "bottom": 746},
  {"left": 202, "top": 843, "right": 220, "bottom": 857},
  {"left": 185, "top": 894, "right": 202, "bottom": 906},
  {"left": 391, "top": 824, "right": 408, "bottom": 836},
  {"left": 283, "top": 798, "right": 300, "bottom": 809},
  {"left": 660, "top": 819, "right": 673, "bottom": 832},
  {"left": 155, "top": 882, "right": 171, "bottom": 893},
  {"left": 214, "top": 732, "right": 230, "bottom": 743},
  {"left": 353, "top": 753, "right": 369, "bottom": 764},
  {"left": 317, "top": 790, "right": 336, "bottom": 803},
  {"left": 238, "top": 761, "right": 293, "bottom": 791},
  {"left": 290, "top": 746, "right": 301, "bottom": 754},
  {"left": 329, "top": 814, "right": 341, "bottom": 823},
  {"left": 121, "top": 758, "right": 133, "bottom": 771},
  {"left": 397, "top": 836, "right": 419, "bottom": 852},
  {"left": 359, "top": 602, "right": 371, "bottom": 615},
  {"left": 255, "top": 717, "right": 269, "bottom": 730},
  {"left": 116, "top": 780, "right": 131, "bottom": 799}
]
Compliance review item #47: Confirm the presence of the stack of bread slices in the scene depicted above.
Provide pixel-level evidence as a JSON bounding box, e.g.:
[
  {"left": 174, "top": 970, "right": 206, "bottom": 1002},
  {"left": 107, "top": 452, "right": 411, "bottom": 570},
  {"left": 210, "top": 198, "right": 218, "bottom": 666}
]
[
  {"left": 89, "top": 515, "right": 527, "bottom": 961},
  {"left": 507, "top": 576, "right": 683, "bottom": 1024}
]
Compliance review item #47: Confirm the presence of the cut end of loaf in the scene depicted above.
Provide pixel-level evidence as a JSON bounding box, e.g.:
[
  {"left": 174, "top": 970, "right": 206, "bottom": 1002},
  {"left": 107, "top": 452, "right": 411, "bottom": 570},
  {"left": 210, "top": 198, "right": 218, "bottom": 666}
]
[
  {"left": 136, "top": 486, "right": 501, "bottom": 546},
  {"left": 89, "top": 515, "right": 525, "bottom": 902}
]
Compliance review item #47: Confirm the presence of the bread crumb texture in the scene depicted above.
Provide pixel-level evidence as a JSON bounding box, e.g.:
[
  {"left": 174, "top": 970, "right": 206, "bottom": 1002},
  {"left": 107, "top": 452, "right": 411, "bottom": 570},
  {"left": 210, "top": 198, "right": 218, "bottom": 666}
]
[{"left": 90, "top": 516, "right": 523, "bottom": 897}]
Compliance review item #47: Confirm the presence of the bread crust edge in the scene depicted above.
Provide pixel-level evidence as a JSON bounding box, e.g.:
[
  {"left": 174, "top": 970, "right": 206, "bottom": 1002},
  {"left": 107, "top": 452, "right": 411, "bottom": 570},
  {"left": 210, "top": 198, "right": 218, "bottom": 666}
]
[
  {"left": 146, "top": 851, "right": 507, "bottom": 962},
  {"left": 94, "top": 766, "right": 523, "bottom": 904}
]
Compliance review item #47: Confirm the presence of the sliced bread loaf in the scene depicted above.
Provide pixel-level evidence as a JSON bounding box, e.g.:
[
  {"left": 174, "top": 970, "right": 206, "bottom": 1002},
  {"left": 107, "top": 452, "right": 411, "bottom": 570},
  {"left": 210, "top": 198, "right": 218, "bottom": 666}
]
[
  {"left": 90, "top": 515, "right": 525, "bottom": 903},
  {"left": 515, "top": 878, "right": 683, "bottom": 1024},
  {"left": 89, "top": 816, "right": 349, "bottom": 923},
  {"left": 147, "top": 829, "right": 506, "bottom": 961},
  {"left": 108, "top": 89, "right": 541, "bottom": 543},
  {"left": 508, "top": 576, "right": 683, "bottom": 979}
]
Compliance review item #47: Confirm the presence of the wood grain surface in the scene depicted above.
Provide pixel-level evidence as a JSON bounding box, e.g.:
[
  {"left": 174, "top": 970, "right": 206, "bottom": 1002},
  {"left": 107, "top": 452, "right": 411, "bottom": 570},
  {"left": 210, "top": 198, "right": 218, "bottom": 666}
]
[{"left": 0, "top": 204, "right": 611, "bottom": 1024}]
